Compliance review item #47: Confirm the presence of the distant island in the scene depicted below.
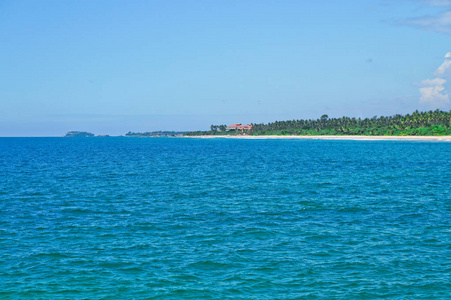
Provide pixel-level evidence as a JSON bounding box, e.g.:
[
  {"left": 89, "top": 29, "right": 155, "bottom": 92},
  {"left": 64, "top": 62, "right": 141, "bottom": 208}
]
[
  {"left": 186, "top": 110, "right": 451, "bottom": 136},
  {"left": 125, "top": 131, "right": 187, "bottom": 137},
  {"left": 64, "top": 131, "right": 95, "bottom": 137},
  {"left": 63, "top": 110, "right": 451, "bottom": 138},
  {"left": 63, "top": 130, "right": 185, "bottom": 137}
]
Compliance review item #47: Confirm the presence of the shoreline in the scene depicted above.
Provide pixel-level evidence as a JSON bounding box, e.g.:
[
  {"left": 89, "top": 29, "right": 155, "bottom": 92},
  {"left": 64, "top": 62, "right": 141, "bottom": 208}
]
[{"left": 183, "top": 135, "right": 451, "bottom": 141}]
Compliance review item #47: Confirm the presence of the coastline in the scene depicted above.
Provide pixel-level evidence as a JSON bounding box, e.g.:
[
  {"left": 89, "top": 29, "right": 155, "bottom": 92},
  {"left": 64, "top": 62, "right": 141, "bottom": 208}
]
[{"left": 183, "top": 135, "right": 451, "bottom": 141}]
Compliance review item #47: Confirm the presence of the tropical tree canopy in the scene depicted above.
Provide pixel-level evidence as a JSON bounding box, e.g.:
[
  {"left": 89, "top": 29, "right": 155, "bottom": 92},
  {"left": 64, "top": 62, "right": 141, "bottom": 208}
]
[{"left": 186, "top": 110, "right": 451, "bottom": 136}]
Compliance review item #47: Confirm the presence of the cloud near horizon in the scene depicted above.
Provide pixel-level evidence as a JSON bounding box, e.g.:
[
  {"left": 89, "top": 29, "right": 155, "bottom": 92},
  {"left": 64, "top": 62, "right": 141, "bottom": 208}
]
[
  {"left": 418, "top": 53, "right": 450, "bottom": 108},
  {"left": 419, "top": 78, "right": 449, "bottom": 107}
]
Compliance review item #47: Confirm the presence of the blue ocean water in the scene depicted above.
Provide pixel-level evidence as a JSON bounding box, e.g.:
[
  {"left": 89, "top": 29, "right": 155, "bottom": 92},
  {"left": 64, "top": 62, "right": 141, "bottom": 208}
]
[{"left": 0, "top": 137, "right": 450, "bottom": 299}]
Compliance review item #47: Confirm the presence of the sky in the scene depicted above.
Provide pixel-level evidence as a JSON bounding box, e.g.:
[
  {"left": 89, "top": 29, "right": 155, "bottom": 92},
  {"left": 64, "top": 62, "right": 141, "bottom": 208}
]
[{"left": 0, "top": 0, "right": 450, "bottom": 136}]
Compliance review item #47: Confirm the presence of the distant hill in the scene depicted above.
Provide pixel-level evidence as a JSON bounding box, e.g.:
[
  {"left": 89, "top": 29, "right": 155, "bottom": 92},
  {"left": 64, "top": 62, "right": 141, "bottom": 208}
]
[{"left": 64, "top": 131, "right": 95, "bottom": 137}]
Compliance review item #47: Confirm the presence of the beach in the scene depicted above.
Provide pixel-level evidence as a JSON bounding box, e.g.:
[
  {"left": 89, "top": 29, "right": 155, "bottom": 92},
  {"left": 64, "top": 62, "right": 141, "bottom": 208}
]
[{"left": 184, "top": 135, "right": 451, "bottom": 141}]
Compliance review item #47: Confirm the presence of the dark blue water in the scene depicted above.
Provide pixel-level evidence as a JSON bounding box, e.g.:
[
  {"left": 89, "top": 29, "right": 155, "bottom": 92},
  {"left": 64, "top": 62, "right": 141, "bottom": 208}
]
[{"left": 0, "top": 137, "right": 450, "bottom": 299}]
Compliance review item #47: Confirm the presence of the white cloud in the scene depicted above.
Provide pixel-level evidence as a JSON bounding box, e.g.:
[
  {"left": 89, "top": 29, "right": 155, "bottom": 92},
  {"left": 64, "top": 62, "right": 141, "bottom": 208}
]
[
  {"left": 421, "top": 78, "right": 447, "bottom": 85},
  {"left": 419, "top": 78, "right": 449, "bottom": 107},
  {"left": 418, "top": 54, "right": 451, "bottom": 108},
  {"left": 435, "top": 60, "right": 451, "bottom": 75},
  {"left": 434, "top": 52, "right": 451, "bottom": 76},
  {"left": 402, "top": 10, "right": 451, "bottom": 33}
]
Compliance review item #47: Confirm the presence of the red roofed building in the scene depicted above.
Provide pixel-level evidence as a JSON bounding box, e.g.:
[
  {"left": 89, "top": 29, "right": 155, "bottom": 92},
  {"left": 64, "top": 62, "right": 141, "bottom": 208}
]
[{"left": 226, "top": 123, "right": 253, "bottom": 132}]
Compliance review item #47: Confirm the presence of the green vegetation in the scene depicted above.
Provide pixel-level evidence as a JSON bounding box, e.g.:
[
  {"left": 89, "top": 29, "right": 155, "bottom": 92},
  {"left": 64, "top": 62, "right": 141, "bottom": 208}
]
[
  {"left": 251, "top": 110, "right": 451, "bottom": 136},
  {"left": 125, "top": 131, "right": 187, "bottom": 137},
  {"left": 187, "top": 110, "right": 451, "bottom": 136},
  {"left": 64, "top": 131, "right": 95, "bottom": 137}
]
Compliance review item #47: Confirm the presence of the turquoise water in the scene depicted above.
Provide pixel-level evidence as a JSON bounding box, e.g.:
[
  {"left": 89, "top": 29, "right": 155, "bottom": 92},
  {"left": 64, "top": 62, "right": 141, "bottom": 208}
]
[{"left": 0, "top": 137, "right": 450, "bottom": 299}]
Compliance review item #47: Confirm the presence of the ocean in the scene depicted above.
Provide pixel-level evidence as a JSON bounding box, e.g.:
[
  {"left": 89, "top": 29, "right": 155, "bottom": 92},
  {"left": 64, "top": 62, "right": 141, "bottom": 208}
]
[{"left": 0, "top": 137, "right": 450, "bottom": 299}]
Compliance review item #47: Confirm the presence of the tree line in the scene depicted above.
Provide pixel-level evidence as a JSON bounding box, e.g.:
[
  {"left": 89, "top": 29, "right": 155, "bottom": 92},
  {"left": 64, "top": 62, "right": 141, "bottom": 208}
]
[{"left": 186, "top": 110, "right": 451, "bottom": 136}]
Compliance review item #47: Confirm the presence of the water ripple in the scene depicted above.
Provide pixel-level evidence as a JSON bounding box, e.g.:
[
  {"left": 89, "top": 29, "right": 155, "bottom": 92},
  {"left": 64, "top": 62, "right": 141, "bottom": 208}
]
[{"left": 0, "top": 138, "right": 450, "bottom": 298}]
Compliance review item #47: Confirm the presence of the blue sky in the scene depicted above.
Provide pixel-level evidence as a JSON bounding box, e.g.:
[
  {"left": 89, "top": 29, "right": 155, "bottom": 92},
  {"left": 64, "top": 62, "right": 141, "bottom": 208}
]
[{"left": 0, "top": 0, "right": 450, "bottom": 136}]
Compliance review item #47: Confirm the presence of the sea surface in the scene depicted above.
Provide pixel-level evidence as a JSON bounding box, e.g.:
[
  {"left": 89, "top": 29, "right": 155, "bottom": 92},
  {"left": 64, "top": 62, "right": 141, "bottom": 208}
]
[{"left": 0, "top": 137, "right": 450, "bottom": 299}]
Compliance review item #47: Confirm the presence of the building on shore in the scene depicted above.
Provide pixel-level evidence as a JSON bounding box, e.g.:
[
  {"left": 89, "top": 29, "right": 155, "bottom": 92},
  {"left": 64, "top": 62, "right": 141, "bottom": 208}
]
[{"left": 226, "top": 123, "right": 253, "bottom": 132}]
